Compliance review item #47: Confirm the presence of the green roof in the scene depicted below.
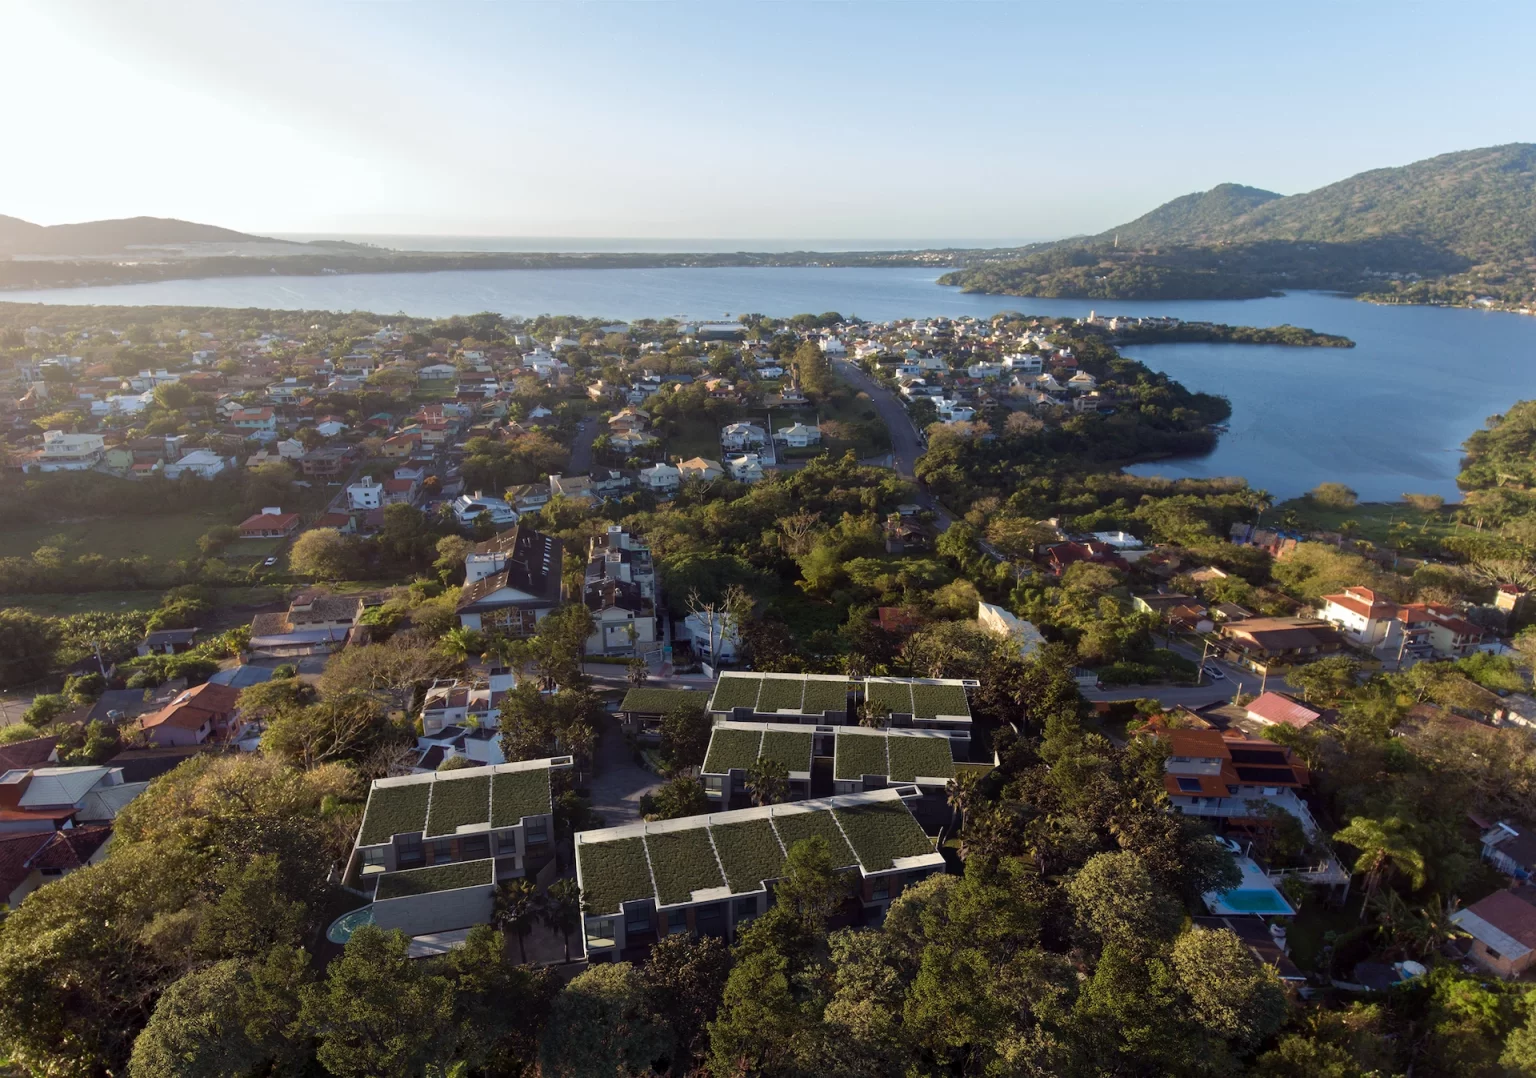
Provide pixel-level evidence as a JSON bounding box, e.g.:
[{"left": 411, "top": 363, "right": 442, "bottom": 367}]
[
  {"left": 710, "top": 819, "right": 786, "bottom": 893},
  {"left": 887, "top": 735, "right": 956, "bottom": 783},
  {"left": 911, "top": 683, "right": 971, "bottom": 719},
  {"left": 359, "top": 782, "right": 431, "bottom": 845},
  {"left": 833, "top": 801, "right": 934, "bottom": 872},
  {"left": 709, "top": 674, "right": 762, "bottom": 711},
  {"left": 802, "top": 679, "right": 852, "bottom": 714},
  {"left": 374, "top": 858, "right": 493, "bottom": 900},
  {"left": 834, "top": 730, "right": 890, "bottom": 781},
  {"left": 646, "top": 828, "right": 725, "bottom": 906},
  {"left": 619, "top": 688, "right": 704, "bottom": 715},
  {"left": 772, "top": 808, "right": 857, "bottom": 871},
  {"left": 756, "top": 677, "right": 806, "bottom": 712},
  {"left": 491, "top": 769, "right": 552, "bottom": 827},
  {"left": 864, "top": 680, "right": 914, "bottom": 716},
  {"left": 580, "top": 836, "right": 653, "bottom": 916},
  {"left": 424, "top": 774, "right": 491, "bottom": 838},
  {"left": 702, "top": 727, "right": 763, "bottom": 774},
  {"left": 759, "top": 730, "right": 813, "bottom": 772}
]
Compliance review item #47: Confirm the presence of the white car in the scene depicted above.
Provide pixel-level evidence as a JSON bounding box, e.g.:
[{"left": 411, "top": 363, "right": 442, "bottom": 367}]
[
  {"left": 263, "top": 557, "right": 278, "bottom": 567},
  {"left": 1202, "top": 665, "right": 1225, "bottom": 681}
]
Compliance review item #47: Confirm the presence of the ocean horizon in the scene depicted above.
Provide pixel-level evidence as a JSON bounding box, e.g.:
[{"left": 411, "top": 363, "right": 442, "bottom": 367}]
[{"left": 267, "top": 233, "right": 1051, "bottom": 254}]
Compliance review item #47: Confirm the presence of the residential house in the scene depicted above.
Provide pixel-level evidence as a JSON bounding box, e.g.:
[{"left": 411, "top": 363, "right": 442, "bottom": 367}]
[
  {"left": 721, "top": 422, "right": 767, "bottom": 451},
  {"left": 457, "top": 525, "right": 564, "bottom": 635},
  {"left": 707, "top": 672, "right": 975, "bottom": 740},
  {"left": 608, "top": 428, "right": 652, "bottom": 454},
  {"left": 1452, "top": 887, "right": 1536, "bottom": 978},
  {"left": 451, "top": 492, "right": 518, "bottom": 529},
  {"left": 615, "top": 687, "right": 707, "bottom": 744},
  {"left": 1144, "top": 723, "right": 1323, "bottom": 839},
  {"left": 347, "top": 476, "right": 384, "bottom": 510},
  {"left": 1244, "top": 692, "right": 1324, "bottom": 731},
  {"left": 137, "top": 628, "right": 200, "bottom": 657},
  {"left": 935, "top": 399, "right": 975, "bottom": 424},
  {"left": 608, "top": 408, "right": 650, "bottom": 435},
  {"left": 345, "top": 758, "right": 572, "bottom": 937},
  {"left": 549, "top": 474, "right": 595, "bottom": 503},
  {"left": 238, "top": 507, "right": 301, "bottom": 539},
  {"left": 776, "top": 422, "right": 821, "bottom": 447},
  {"left": 976, "top": 601, "right": 1045, "bottom": 659},
  {"left": 301, "top": 446, "right": 352, "bottom": 478},
  {"left": 162, "top": 449, "right": 230, "bottom": 480},
  {"left": 381, "top": 432, "right": 422, "bottom": 459},
  {"left": 1480, "top": 821, "right": 1536, "bottom": 881},
  {"left": 1397, "top": 603, "right": 1487, "bottom": 658},
  {"left": 382, "top": 477, "right": 418, "bottom": 505},
  {"left": 26, "top": 431, "right": 105, "bottom": 472},
  {"left": 1218, "top": 617, "right": 1343, "bottom": 671},
  {"left": 0, "top": 765, "right": 147, "bottom": 834},
  {"left": 1133, "top": 593, "right": 1213, "bottom": 633},
  {"left": 639, "top": 462, "right": 681, "bottom": 492},
  {"left": 248, "top": 592, "right": 365, "bottom": 657},
  {"left": 724, "top": 454, "right": 765, "bottom": 483},
  {"left": 1043, "top": 541, "right": 1128, "bottom": 575},
  {"left": 416, "top": 363, "right": 459, "bottom": 386},
  {"left": 583, "top": 527, "right": 657, "bottom": 656},
  {"left": 1318, "top": 586, "right": 1399, "bottom": 646},
  {"left": 504, "top": 484, "right": 551, "bottom": 515},
  {"left": 138, "top": 682, "right": 244, "bottom": 748},
  {"left": 677, "top": 457, "right": 724, "bottom": 483},
  {"left": 265, "top": 379, "right": 307, "bottom": 404},
  {"left": 681, "top": 610, "right": 743, "bottom": 665},
  {"left": 576, "top": 788, "right": 942, "bottom": 961},
  {"left": 1067, "top": 371, "right": 1098, "bottom": 392},
  {"left": 419, "top": 668, "right": 519, "bottom": 737},
  {"left": 232, "top": 407, "right": 278, "bottom": 431},
  {"left": 0, "top": 826, "right": 113, "bottom": 908}
]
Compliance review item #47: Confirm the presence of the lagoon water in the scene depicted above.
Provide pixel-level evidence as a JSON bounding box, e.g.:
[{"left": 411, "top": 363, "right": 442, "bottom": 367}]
[{"left": 7, "top": 266, "right": 1536, "bottom": 501}]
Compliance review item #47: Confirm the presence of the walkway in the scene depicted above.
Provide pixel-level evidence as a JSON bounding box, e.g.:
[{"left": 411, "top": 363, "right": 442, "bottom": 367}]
[{"left": 587, "top": 714, "right": 661, "bottom": 826}]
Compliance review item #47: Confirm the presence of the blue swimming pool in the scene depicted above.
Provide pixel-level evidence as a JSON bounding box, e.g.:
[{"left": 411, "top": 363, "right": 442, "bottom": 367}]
[
  {"left": 1212, "top": 889, "right": 1293, "bottom": 915},
  {"left": 326, "top": 905, "right": 375, "bottom": 944}
]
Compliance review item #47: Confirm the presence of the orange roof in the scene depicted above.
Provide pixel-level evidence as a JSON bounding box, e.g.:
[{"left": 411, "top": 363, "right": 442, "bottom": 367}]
[
  {"left": 141, "top": 683, "right": 241, "bottom": 731},
  {"left": 1245, "top": 692, "right": 1322, "bottom": 729},
  {"left": 1161, "top": 728, "right": 1232, "bottom": 761},
  {"left": 1322, "top": 589, "right": 1396, "bottom": 620}
]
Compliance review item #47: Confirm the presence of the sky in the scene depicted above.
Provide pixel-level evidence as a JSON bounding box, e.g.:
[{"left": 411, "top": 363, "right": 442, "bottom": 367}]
[{"left": 5, "top": 0, "right": 1535, "bottom": 242}]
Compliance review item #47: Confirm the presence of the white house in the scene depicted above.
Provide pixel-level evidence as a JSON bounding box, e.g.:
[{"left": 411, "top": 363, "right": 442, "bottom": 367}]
[
  {"left": 720, "top": 422, "right": 767, "bottom": 450},
  {"left": 451, "top": 492, "right": 518, "bottom": 529},
  {"left": 936, "top": 400, "right": 976, "bottom": 424},
  {"left": 161, "top": 449, "right": 228, "bottom": 480},
  {"left": 1067, "top": 371, "right": 1098, "bottom": 392},
  {"left": 1317, "top": 586, "right": 1398, "bottom": 646},
  {"left": 725, "top": 454, "right": 765, "bottom": 483},
  {"left": 417, "top": 363, "right": 459, "bottom": 384},
  {"left": 1003, "top": 353, "right": 1043, "bottom": 374},
  {"left": 682, "top": 610, "right": 741, "bottom": 664},
  {"left": 315, "top": 419, "right": 347, "bottom": 438},
  {"left": 639, "top": 463, "right": 681, "bottom": 492},
  {"left": 977, "top": 601, "right": 1045, "bottom": 659},
  {"left": 966, "top": 362, "right": 1004, "bottom": 380},
  {"left": 777, "top": 422, "right": 821, "bottom": 448},
  {"left": 347, "top": 476, "right": 384, "bottom": 510},
  {"left": 820, "top": 337, "right": 847, "bottom": 356},
  {"left": 677, "top": 457, "right": 725, "bottom": 483},
  {"left": 29, "top": 431, "right": 105, "bottom": 472}
]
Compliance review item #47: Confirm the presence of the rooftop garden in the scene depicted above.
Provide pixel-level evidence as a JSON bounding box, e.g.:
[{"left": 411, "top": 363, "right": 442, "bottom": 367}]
[
  {"left": 802, "top": 679, "right": 853, "bottom": 714},
  {"left": 358, "top": 782, "right": 431, "bottom": 845},
  {"left": 709, "top": 819, "right": 786, "bottom": 893},
  {"left": 760, "top": 730, "right": 814, "bottom": 772},
  {"left": 491, "top": 768, "right": 552, "bottom": 827},
  {"left": 424, "top": 773, "right": 491, "bottom": 838},
  {"left": 772, "top": 808, "right": 856, "bottom": 871},
  {"left": 646, "top": 827, "right": 726, "bottom": 906},
  {"left": 579, "top": 836, "right": 653, "bottom": 916},
  {"left": 911, "top": 683, "right": 971, "bottom": 719},
  {"left": 619, "top": 688, "right": 705, "bottom": 714},
  {"left": 865, "top": 680, "right": 915, "bottom": 716},
  {"left": 703, "top": 728, "right": 764, "bottom": 774},
  {"left": 833, "top": 801, "right": 934, "bottom": 872},
  {"left": 710, "top": 675, "right": 763, "bottom": 712},
  {"left": 756, "top": 676, "right": 806, "bottom": 712},
  {"left": 373, "top": 857, "right": 493, "bottom": 900},
  {"left": 886, "top": 735, "right": 957, "bottom": 783},
  {"left": 834, "top": 730, "right": 890, "bottom": 781}
]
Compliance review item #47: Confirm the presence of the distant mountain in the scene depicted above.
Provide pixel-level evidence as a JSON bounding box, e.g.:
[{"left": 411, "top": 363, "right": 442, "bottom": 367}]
[
  {"left": 1090, "top": 183, "right": 1282, "bottom": 247},
  {"left": 1089, "top": 144, "right": 1536, "bottom": 261},
  {"left": 0, "top": 215, "right": 276, "bottom": 257}
]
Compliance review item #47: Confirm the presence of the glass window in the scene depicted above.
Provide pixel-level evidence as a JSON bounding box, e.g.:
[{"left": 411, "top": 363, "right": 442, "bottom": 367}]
[
  {"left": 733, "top": 898, "right": 757, "bottom": 924},
  {"left": 525, "top": 819, "right": 548, "bottom": 843},
  {"left": 625, "top": 908, "right": 653, "bottom": 935},
  {"left": 460, "top": 834, "right": 490, "bottom": 859},
  {"left": 432, "top": 840, "right": 452, "bottom": 863},
  {"left": 872, "top": 876, "right": 890, "bottom": 901},
  {"left": 667, "top": 909, "right": 689, "bottom": 935},
  {"left": 703, "top": 776, "right": 723, "bottom": 794},
  {"left": 585, "top": 918, "right": 616, "bottom": 948},
  {"left": 361, "top": 847, "right": 385, "bottom": 868}
]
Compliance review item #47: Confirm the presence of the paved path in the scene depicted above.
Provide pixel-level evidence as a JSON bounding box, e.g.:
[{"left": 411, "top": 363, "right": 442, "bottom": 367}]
[
  {"left": 568, "top": 417, "right": 600, "bottom": 474},
  {"left": 586, "top": 715, "right": 660, "bottom": 826}
]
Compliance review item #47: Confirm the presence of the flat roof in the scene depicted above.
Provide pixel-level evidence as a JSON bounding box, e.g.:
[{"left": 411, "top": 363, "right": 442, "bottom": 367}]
[
  {"left": 833, "top": 728, "right": 957, "bottom": 784},
  {"left": 574, "top": 788, "right": 941, "bottom": 916},
  {"left": 701, "top": 722, "right": 815, "bottom": 776},
  {"left": 356, "top": 758, "right": 569, "bottom": 847},
  {"left": 707, "top": 672, "right": 973, "bottom": 721},
  {"left": 618, "top": 687, "right": 705, "bottom": 715},
  {"left": 374, "top": 858, "right": 495, "bottom": 900}
]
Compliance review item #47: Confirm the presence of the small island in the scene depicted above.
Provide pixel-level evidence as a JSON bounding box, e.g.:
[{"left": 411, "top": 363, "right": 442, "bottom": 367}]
[{"left": 1103, "top": 320, "right": 1355, "bottom": 348}]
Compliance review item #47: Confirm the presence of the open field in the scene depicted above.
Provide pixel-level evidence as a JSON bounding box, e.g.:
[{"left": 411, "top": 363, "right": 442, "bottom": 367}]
[
  {"left": 0, "top": 585, "right": 283, "bottom": 618},
  {"left": 0, "top": 512, "right": 230, "bottom": 561},
  {"left": 1274, "top": 498, "right": 1467, "bottom": 553},
  {"left": 661, "top": 414, "right": 727, "bottom": 462}
]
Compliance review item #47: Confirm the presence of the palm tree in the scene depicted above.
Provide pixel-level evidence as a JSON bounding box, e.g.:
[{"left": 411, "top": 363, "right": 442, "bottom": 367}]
[
  {"left": 744, "top": 757, "right": 788, "bottom": 807},
  {"left": 441, "top": 626, "right": 487, "bottom": 661},
  {"left": 1333, "top": 816, "right": 1427, "bottom": 920},
  {"left": 945, "top": 769, "right": 980, "bottom": 834},
  {"left": 1249, "top": 488, "right": 1274, "bottom": 522},
  {"left": 539, "top": 878, "right": 583, "bottom": 964},
  {"left": 491, "top": 877, "right": 539, "bottom": 963}
]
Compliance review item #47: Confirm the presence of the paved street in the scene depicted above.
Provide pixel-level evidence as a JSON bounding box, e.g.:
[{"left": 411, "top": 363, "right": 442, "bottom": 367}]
[
  {"left": 568, "top": 416, "right": 600, "bottom": 474},
  {"left": 586, "top": 714, "right": 660, "bottom": 826},
  {"left": 833, "top": 358, "right": 957, "bottom": 531}
]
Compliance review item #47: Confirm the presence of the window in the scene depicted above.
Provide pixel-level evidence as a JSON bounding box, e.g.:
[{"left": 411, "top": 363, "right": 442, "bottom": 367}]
[
  {"left": 432, "top": 839, "right": 452, "bottom": 864},
  {"left": 703, "top": 776, "right": 723, "bottom": 795},
  {"left": 734, "top": 898, "right": 757, "bottom": 924},
  {"left": 667, "top": 909, "right": 689, "bottom": 935},
  {"left": 396, "top": 834, "right": 424, "bottom": 867},
  {"left": 524, "top": 818, "right": 548, "bottom": 844},
  {"left": 695, "top": 904, "right": 725, "bottom": 937},
  {"left": 585, "top": 918, "right": 616, "bottom": 949},
  {"left": 1176, "top": 777, "right": 1203, "bottom": 793},
  {"left": 460, "top": 834, "right": 490, "bottom": 859},
  {"left": 1487, "top": 946, "right": 1503, "bottom": 960},
  {"left": 360, "top": 847, "right": 385, "bottom": 869},
  {"left": 872, "top": 876, "right": 890, "bottom": 901},
  {"left": 625, "top": 907, "right": 653, "bottom": 936}
]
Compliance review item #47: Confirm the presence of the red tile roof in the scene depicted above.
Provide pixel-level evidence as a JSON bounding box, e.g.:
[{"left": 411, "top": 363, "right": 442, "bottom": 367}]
[
  {"left": 1464, "top": 889, "right": 1536, "bottom": 953},
  {"left": 141, "top": 682, "right": 241, "bottom": 732},
  {"left": 1245, "top": 692, "right": 1322, "bottom": 729}
]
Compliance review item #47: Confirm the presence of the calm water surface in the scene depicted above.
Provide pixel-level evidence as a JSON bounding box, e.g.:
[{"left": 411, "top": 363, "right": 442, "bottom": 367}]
[{"left": 7, "top": 267, "right": 1535, "bottom": 501}]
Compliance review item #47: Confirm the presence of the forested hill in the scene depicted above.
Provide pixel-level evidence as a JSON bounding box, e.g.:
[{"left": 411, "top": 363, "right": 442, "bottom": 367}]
[
  {"left": 0, "top": 215, "right": 275, "bottom": 256},
  {"left": 1089, "top": 144, "right": 1536, "bottom": 263},
  {"left": 1089, "top": 183, "right": 1281, "bottom": 247},
  {"left": 942, "top": 143, "right": 1536, "bottom": 308}
]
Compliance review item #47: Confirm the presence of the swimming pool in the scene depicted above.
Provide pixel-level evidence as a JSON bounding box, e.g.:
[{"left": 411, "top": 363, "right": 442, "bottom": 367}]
[
  {"left": 1211, "top": 888, "right": 1294, "bottom": 915},
  {"left": 326, "top": 905, "right": 375, "bottom": 944}
]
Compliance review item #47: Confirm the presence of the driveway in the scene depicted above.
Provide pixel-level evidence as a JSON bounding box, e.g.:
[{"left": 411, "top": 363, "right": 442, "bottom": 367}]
[{"left": 586, "top": 714, "right": 660, "bottom": 826}]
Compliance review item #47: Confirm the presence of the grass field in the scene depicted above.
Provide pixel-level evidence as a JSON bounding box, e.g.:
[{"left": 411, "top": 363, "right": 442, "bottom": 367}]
[
  {"left": 0, "top": 512, "right": 230, "bottom": 561},
  {"left": 661, "top": 415, "right": 727, "bottom": 462},
  {"left": 0, "top": 585, "right": 283, "bottom": 618},
  {"left": 1274, "top": 499, "right": 1467, "bottom": 554}
]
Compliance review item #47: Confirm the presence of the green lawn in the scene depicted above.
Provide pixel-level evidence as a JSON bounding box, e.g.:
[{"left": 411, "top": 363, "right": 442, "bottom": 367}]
[
  {"left": 0, "top": 585, "right": 283, "bottom": 618},
  {"left": 662, "top": 415, "right": 726, "bottom": 462},
  {"left": 0, "top": 512, "right": 229, "bottom": 561},
  {"left": 1273, "top": 499, "right": 1467, "bottom": 554}
]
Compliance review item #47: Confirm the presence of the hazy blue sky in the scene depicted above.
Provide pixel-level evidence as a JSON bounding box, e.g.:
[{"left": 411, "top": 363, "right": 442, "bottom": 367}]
[{"left": 6, "top": 0, "right": 1534, "bottom": 241}]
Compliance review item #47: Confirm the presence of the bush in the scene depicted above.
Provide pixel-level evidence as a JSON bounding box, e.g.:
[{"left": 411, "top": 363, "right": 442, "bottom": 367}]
[
  {"left": 271, "top": 664, "right": 298, "bottom": 680},
  {"left": 0, "top": 724, "right": 42, "bottom": 745},
  {"left": 1308, "top": 482, "right": 1358, "bottom": 510}
]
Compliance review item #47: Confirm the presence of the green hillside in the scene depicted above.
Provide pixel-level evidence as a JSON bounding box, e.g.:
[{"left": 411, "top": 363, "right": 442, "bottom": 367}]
[{"left": 943, "top": 143, "right": 1536, "bottom": 307}]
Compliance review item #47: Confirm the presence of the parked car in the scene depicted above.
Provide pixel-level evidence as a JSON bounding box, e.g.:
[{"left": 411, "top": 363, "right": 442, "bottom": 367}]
[
  {"left": 1202, "top": 665, "right": 1225, "bottom": 681},
  {"left": 263, "top": 556, "right": 278, "bottom": 567}
]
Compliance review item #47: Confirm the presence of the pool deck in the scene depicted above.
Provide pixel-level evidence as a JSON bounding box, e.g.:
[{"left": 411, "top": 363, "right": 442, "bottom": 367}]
[{"left": 1203, "top": 856, "right": 1295, "bottom": 917}]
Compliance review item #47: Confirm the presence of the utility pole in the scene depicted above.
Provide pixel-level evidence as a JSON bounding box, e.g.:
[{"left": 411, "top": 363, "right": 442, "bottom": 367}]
[{"left": 93, "top": 639, "right": 106, "bottom": 679}]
